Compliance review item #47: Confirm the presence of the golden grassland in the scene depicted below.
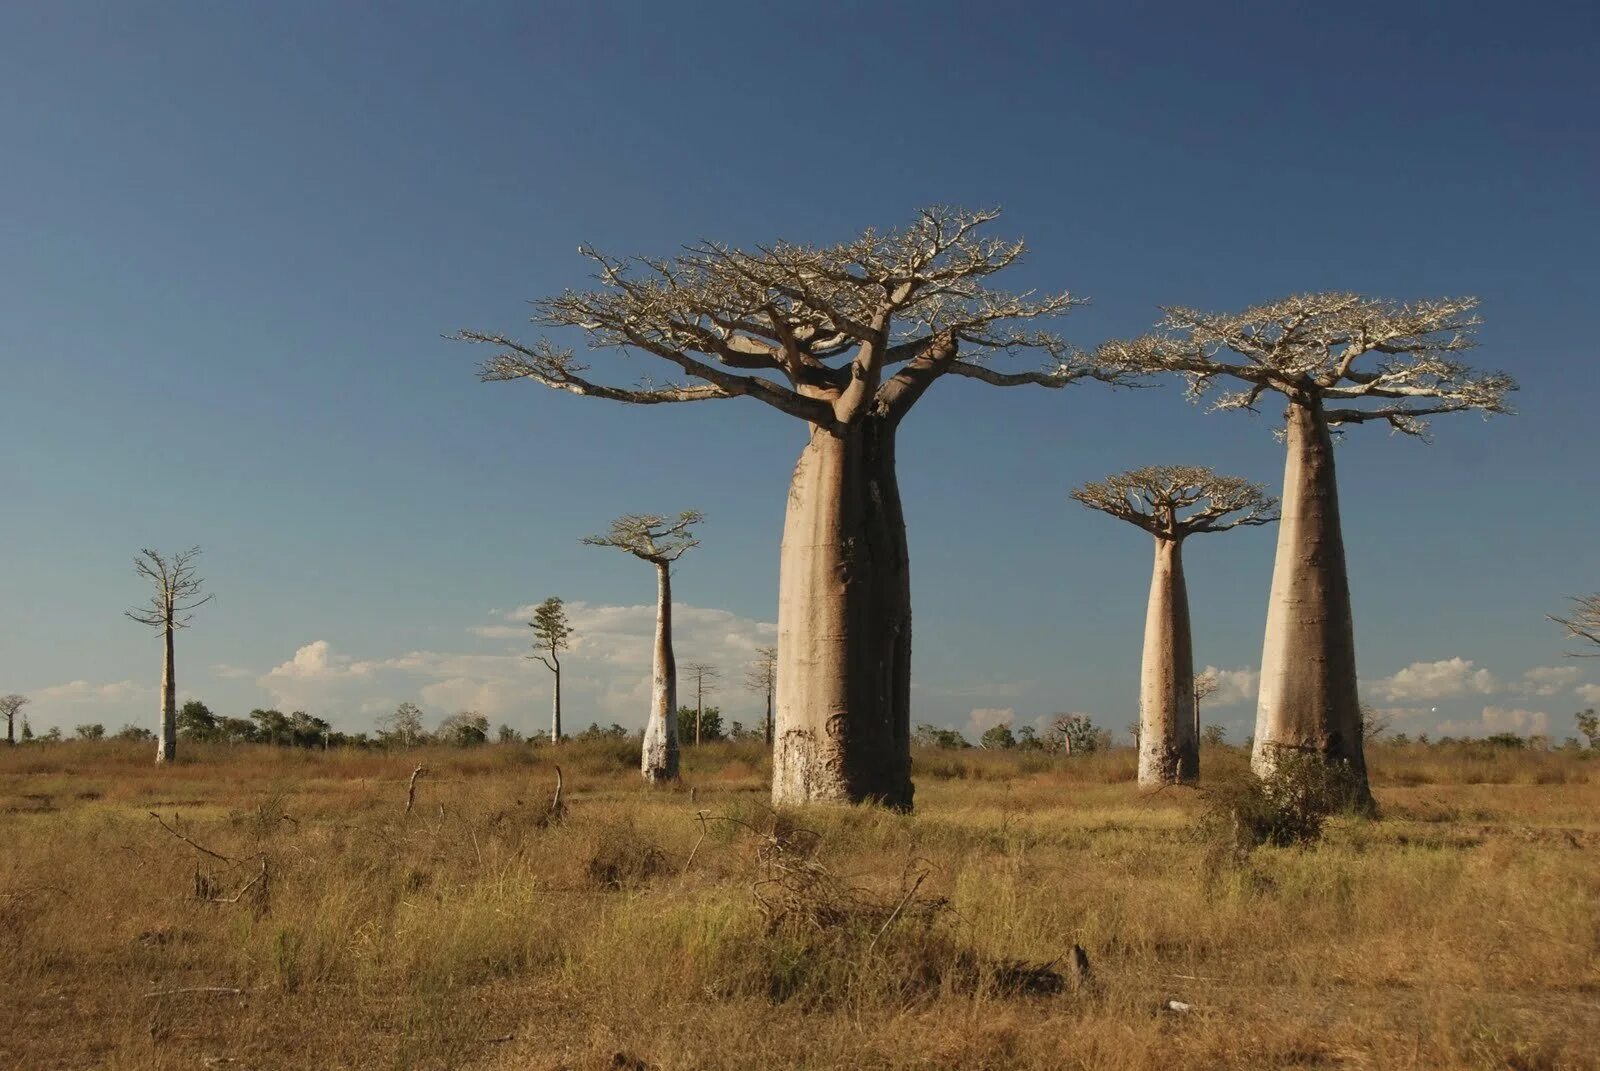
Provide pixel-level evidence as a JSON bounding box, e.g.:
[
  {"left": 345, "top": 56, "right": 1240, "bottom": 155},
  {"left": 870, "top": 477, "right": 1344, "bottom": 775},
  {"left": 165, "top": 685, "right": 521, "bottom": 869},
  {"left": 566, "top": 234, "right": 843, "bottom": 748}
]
[{"left": 0, "top": 739, "right": 1596, "bottom": 1070}]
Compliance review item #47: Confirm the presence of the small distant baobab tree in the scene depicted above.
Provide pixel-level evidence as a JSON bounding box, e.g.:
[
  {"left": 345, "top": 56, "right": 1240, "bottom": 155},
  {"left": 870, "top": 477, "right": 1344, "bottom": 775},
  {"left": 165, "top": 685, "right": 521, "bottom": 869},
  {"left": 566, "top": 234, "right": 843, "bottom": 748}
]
[
  {"left": 745, "top": 645, "right": 778, "bottom": 747},
  {"left": 1073, "top": 466, "right": 1277, "bottom": 786},
  {"left": 1550, "top": 594, "right": 1599, "bottom": 654},
  {"left": 1192, "top": 667, "right": 1221, "bottom": 743},
  {"left": 461, "top": 207, "right": 1132, "bottom": 808},
  {"left": 125, "top": 546, "right": 214, "bottom": 764},
  {"left": 1102, "top": 295, "right": 1515, "bottom": 795},
  {"left": 682, "top": 661, "right": 720, "bottom": 745},
  {"left": 581, "top": 510, "right": 704, "bottom": 783},
  {"left": 528, "top": 597, "right": 574, "bottom": 743},
  {"left": 1, "top": 694, "right": 29, "bottom": 746}
]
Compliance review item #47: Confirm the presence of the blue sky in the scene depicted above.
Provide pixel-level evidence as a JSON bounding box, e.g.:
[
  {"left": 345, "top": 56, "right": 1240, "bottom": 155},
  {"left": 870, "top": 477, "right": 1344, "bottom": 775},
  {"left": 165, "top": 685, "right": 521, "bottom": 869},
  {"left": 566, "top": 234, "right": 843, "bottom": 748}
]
[{"left": 3, "top": 2, "right": 1597, "bottom": 742}]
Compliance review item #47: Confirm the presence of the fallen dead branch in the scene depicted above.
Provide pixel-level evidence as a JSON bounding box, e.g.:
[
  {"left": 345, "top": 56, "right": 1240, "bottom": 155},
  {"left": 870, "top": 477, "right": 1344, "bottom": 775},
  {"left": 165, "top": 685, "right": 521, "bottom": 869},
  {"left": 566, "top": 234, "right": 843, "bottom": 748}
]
[
  {"left": 148, "top": 812, "right": 236, "bottom": 864},
  {"left": 145, "top": 986, "right": 249, "bottom": 999},
  {"left": 405, "top": 764, "right": 427, "bottom": 815}
]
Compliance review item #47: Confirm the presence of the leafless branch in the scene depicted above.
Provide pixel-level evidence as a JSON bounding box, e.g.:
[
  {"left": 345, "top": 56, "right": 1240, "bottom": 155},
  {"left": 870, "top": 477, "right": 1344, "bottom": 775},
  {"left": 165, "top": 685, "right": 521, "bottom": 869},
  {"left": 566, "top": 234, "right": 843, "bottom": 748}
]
[
  {"left": 1551, "top": 593, "right": 1600, "bottom": 656},
  {"left": 581, "top": 510, "right": 704, "bottom": 564},
  {"left": 1071, "top": 466, "right": 1278, "bottom": 539},
  {"left": 126, "top": 546, "right": 214, "bottom": 629}
]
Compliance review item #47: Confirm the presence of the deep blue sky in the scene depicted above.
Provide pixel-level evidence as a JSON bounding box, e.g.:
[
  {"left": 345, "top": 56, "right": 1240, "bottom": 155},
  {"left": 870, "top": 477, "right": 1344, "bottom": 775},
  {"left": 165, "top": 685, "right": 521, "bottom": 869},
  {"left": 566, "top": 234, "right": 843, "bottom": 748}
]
[{"left": 3, "top": 2, "right": 1597, "bottom": 741}]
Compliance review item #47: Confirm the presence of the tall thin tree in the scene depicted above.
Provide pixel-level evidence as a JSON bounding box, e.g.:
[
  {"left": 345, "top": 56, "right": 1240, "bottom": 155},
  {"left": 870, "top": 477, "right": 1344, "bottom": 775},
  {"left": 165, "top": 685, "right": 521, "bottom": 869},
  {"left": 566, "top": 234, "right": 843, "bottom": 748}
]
[
  {"left": 1103, "top": 295, "right": 1515, "bottom": 797},
  {"left": 528, "top": 597, "right": 574, "bottom": 743},
  {"left": 582, "top": 511, "right": 703, "bottom": 783},
  {"left": 125, "top": 546, "right": 214, "bottom": 764},
  {"left": 1, "top": 694, "right": 29, "bottom": 746},
  {"left": 682, "top": 662, "right": 719, "bottom": 746},
  {"left": 745, "top": 645, "right": 778, "bottom": 747},
  {"left": 1073, "top": 467, "right": 1277, "bottom": 785},
  {"left": 1192, "top": 668, "right": 1220, "bottom": 745},
  {"left": 461, "top": 207, "right": 1132, "bottom": 808}
]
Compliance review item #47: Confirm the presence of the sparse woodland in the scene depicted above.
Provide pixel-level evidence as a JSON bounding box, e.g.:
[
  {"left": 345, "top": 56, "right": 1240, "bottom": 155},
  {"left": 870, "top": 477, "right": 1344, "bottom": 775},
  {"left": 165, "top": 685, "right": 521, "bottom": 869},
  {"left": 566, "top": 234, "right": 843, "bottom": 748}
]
[{"left": 9, "top": 207, "right": 1599, "bottom": 1071}]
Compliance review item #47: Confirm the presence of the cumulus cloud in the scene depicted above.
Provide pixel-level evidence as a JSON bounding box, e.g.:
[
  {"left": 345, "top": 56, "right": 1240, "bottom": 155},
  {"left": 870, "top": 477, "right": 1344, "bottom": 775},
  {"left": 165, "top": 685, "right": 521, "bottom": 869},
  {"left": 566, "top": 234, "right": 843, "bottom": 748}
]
[
  {"left": 254, "top": 601, "right": 775, "bottom": 734},
  {"left": 966, "top": 707, "right": 1015, "bottom": 736},
  {"left": 1437, "top": 705, "right": 1550, "bottom": 738},
  {"left": 24, "top": 679, "right": 154, "bottom": 731},
  {"left": 1517, "top": 665, "right": 1581, "bottom": 697},
  {"left": 1197, "top": 666, "right": 1257, "bottom": 707},
  {"left": 1378, "top": 658, "right": 1499, "bottom": 701},
  {"left": 1577, "top": 682, "right": 1600, "bottom": 706}
]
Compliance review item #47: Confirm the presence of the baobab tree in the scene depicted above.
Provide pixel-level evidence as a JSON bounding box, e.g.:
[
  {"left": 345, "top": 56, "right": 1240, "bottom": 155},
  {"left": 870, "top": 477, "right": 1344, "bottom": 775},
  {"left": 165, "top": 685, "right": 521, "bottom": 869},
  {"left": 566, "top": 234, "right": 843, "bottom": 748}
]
[
  {"left": 1102, "top": 294, "right": 1515, "bottom": 794},
  {"left": 1072, "top": 466, "right": 1277, "bottom": 785},
  {"left": 528, "top": 597, "right": 573, "bottom": 743},
  {"left": 1193, "top": 668, "right": 1220, "bottom": 743},
  {"left": 581, "top": 510, "right": 703, "bottom": 783},
  {"left": 125, "top": 546, "right": 214, "bottom": 764},
  {"left": 1, "top": 694, "right": 28, "bottom": 746},
  {"left": 1550, "top": 594, "right": 1600, "bottom": 654},
  {"left": 745, "top": 645, "right": 778, "bottom": 747},
  {"left": 682, "top": 661, "right": 719, "bottom": 746},
  {"left": 461, "top": 207, "right": 1129, "bottom": 808}
]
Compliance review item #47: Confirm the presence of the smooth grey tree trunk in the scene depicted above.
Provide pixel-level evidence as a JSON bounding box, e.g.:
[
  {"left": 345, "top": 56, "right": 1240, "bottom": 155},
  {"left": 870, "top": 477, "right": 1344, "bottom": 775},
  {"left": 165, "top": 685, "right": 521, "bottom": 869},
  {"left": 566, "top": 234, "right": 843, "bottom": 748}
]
[
  {"left": 1253, "top": 397, "right": 1370, "bottom": 793},
  {"left": 157, "top": 617, "right": 176, "bottom": 764},
  {"left": 772, "top": 416, "right": 912, "bottom": 809},
  {"left": 550, "top": 656, "right": 562, "bottom": 744},
  {"left": 1139, "top": 537, "right": 1197, "bottom": 785},
  {"left": 641, "top": 562, "right": 680, "bottom": 782}
]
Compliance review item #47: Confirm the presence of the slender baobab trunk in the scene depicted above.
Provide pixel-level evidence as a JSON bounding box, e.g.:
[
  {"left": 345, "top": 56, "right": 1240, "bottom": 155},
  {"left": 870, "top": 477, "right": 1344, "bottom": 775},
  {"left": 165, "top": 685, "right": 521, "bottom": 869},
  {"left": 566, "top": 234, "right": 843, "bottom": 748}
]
[
  {"left": 1138, "top": 537, "right": 1196, "bottom": 785},
  {"left": 549, "top": 654, "right": 562, "bottom": 744},
  {"left": 773, "top": 416, "right": 912, "bottom": 809},
  {"left": 641, "top": 562, "right": 680, "bottom": 783},
  {"left": 1253, "top": 397, "right": 1369, "bottom": 794},
  {"left": 763, "top": 682, "right": 773, "bottom": 748},
  {"left": 157, "top": 616, "right": 177, "bottom": 764}
]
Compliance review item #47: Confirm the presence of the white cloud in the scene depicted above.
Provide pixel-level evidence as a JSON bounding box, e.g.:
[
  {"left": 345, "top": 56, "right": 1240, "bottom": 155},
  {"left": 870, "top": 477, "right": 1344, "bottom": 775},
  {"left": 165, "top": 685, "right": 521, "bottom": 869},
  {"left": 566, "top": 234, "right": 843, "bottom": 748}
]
[
  {"left": 966, "top": 707, "right": 1015, "bottom": 737},
  {"left": 1198, "top": 666, "right": 1258, "bottom": 708},
  {"left": 1378, "top": 658, "right": 1499, "bottom": 701},
  {"left": 1517, "top": 665, "right": 1581, "bottom": 697},
  {"left": 24, "top": 678, "right": 154, "bottom": 731},
  {"left": 253, "top": 601, "right": 776, "bottom": 734},
  {"left": 1577, "top": 682, "right": 1600, "bottom": 706},
  {"left": 211, "top": 663, "right": 255, "bottom": 680},
  {"left": 1437, "top": 705, "right": 1550, "bottom": 738}
]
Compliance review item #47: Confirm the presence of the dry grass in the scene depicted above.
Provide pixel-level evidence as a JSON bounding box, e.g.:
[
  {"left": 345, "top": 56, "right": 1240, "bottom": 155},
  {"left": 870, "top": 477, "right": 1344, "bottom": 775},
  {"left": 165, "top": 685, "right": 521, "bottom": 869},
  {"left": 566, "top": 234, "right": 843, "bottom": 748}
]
[{"left": 1, "top": 739, "right": 1596, "bottom": 1070}]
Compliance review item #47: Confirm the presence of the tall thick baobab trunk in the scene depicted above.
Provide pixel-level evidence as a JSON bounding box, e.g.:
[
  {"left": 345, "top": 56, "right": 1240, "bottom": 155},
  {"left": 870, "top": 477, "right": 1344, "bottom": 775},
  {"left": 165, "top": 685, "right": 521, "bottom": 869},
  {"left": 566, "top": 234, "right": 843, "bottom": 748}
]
[
  {"left": 641, "top": 562, "right": 680, "bottom": 782},
  {"left": 158, "top": 616, "right": 177, "bottom": 764},
  {"left": 1139, "top": 537, "right": 1196, "bottom": 785},
  {"left": 1254, "top": 397, "right": 1368, "bottom": 793},
  {"left": 773, "top": 415, "right": 912, "bottom": 809}
]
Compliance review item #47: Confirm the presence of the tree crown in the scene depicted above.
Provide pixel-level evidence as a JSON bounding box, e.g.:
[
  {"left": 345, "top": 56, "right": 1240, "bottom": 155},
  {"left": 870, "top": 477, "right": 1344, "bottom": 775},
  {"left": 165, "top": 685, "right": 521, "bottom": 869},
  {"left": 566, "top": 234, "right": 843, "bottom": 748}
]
[
  {"left": 529, "top": 596, "right": 574, "bottom": 671},
  {"left": 125, "top": 546, "right": 214, "bottom": 629},
  {"left": 1071, "top": 465, "right": 1278, "bottom": 539},
  {"left": 1551, "top": 594, "right": 1600, "bottom": 656},
  {"left": 581, "top": 510, "right": 703, "bottom": 564},
  {"left": 461, "top": 206, "right": 1136, "bottom": 429},
  {"left": 1099, "top": 293, "right": 1516, "bottom": 437}
]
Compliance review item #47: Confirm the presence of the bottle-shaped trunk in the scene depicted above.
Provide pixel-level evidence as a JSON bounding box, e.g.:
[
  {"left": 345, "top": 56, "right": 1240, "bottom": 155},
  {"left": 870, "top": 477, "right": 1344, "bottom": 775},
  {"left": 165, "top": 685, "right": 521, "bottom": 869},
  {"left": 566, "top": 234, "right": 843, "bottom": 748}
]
[
  {"left": 1139, "top": 537, "right": 1196, "bottom": 785},
  {"left": 550, "top": 660, "right": 562, "bottom": 744},
  {"left": 772, "top": 416, "right": 912, "bottom": 809},
  {"left": 641, "top": 562, "right": 680, "bottom": 782},
  {"left": 157, "top": 620, "right": 177, "bottom": 764},
  {"left": 1254, "top": 397, "right": 1369, "bottom": 792}
]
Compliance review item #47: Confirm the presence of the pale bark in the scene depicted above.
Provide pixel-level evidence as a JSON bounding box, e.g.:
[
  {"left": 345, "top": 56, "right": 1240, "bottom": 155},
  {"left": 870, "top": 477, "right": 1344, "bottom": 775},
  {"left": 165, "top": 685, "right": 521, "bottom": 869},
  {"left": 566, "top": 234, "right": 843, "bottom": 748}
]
[
  {"left": 1139, "top": 537, "right": 1196, "bottom": 785},
  {"left": 1253, "top": 398, "right": 1368, "bottom": 791},
  {"left": 641, "top": 563, "right": 680, "bottom": 783},
  {"left": 157, "top": 618, "right": 177, "bottom": 764},
  {"left": 549, "top": 656, "right": 562, "bottom": 744},
  {"left": 773, "top": 416, "right": 912, "bottom": 809}
]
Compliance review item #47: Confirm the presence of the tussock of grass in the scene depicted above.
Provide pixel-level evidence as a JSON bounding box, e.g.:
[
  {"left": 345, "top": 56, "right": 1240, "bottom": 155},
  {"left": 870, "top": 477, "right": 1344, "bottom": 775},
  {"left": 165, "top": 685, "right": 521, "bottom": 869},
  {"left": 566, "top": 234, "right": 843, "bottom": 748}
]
[{"left": 0, "top": 739, "right": 1596, "bottom": 1069}]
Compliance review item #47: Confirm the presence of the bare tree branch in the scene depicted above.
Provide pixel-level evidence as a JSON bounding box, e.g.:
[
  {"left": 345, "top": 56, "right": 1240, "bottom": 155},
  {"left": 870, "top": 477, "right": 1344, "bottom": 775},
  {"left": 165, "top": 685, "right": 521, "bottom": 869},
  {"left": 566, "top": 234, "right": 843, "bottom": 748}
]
[
  {"left": 1071, "top": 466, "right": 1278, "bottom": 540},
  {"left": 582, "top": 511, "right": 704, "bottom": 565},
  {"left": 1551, "top": 593, "right": 1600, "bottom": 656}
]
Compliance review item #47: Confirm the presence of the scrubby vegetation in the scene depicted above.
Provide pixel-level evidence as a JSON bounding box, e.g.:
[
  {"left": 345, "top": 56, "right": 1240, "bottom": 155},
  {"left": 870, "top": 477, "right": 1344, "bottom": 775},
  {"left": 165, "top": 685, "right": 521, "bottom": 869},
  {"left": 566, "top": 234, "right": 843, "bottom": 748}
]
[{"left": 1, "top": 738, "right": 1597, "bottom": 1069}]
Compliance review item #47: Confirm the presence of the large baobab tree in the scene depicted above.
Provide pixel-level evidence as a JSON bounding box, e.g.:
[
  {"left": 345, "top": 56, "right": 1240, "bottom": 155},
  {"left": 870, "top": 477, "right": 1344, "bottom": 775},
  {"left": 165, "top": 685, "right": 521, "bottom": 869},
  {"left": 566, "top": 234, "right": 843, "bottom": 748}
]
[
  {"left": 1, "top": 694, "right": 28, "bottom": 746},
  {"left": 582, "top": 510, "right": 704, "bottom": 783},
  {"left": 1102, "top": 295, "right": 1516, "bottom": 793},
  {"left": 125, "top": 546, "right": 214, "bottom": 764},
  {"left": 682, "top": 661, "right": 719, "bottom": 746},
  {"left": 461, "top": 207, "right": 1128, "bottom": 808},
  {"left": 1072, "top": 466, "right": 1277, "bottom": 785},
  {"left": 528, "top": 597, "right": 573, "bottom": 743},
  {"left": 745, "top": 645, "right": 778, "bottom": 747},
  {"left": 1550, "top": 594, "right": 1600, "bottom": 654}
]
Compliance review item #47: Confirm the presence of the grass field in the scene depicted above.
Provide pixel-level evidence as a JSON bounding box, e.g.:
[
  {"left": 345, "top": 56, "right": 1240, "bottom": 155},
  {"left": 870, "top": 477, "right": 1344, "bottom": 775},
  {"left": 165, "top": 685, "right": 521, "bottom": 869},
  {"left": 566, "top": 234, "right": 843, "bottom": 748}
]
[{"left": 1, "top": 739, "right": 1596, "bottom": 1070}]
